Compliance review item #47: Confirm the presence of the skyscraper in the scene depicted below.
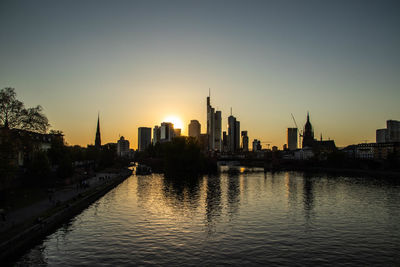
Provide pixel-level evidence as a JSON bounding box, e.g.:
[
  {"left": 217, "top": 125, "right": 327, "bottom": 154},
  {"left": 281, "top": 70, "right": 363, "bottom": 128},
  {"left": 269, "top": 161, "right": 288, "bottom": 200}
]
[
  {"left": 214, "top": 111, "right": 222, "bottom": 151},
  {"left": 287, "top": 128, "right": 298, "bottom": 150},
  {"left": 153, "top": 126, "right": 161, "bottom": 144},
  {"left": 188, "top": 120, "right": 201, "bottom": 138},
  {"left": 206, "top": 93, "right": 222, "bottom": 151},
  {"left": 241, "top": 131, "right": 249, "bottom": 152},
  {"left": 228, "top": 114, "right": 240, "bottom": 152},
  {"left": 138, "top": 127, "right": 152, "bottom": 152},
  {"left": 95, "top": 114, "right": 101, "bottom": 148},
  {"left": 160, "top": 122, "right": 174, "bottom": 142}
]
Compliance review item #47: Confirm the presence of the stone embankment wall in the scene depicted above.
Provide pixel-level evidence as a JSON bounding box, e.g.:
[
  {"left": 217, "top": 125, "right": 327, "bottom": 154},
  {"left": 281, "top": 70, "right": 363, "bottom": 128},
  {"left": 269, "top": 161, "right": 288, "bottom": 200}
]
[{"left": 0, "top": 170, "right": 132, "bottom": 263}]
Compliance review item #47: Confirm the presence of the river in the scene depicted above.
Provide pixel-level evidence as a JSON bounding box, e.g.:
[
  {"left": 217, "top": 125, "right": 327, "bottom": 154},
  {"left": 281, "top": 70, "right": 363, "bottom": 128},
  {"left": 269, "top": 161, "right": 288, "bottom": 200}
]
[{"left": 14, "top": 169, "right": 400, "bottom": 266}]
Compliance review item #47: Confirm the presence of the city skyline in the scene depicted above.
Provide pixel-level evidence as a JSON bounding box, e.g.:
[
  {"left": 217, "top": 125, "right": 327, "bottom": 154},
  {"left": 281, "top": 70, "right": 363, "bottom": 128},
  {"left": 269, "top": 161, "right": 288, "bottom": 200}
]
[{"left": 1, "top": 0, "right": 399, "bottom": 149}]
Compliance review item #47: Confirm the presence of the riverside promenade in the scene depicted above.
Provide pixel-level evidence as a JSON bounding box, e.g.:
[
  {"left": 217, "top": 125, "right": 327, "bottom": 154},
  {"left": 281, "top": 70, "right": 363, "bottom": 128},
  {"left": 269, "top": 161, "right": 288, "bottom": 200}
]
[{"left": 0, "top": 169, "right": 132, "bottom": 262}]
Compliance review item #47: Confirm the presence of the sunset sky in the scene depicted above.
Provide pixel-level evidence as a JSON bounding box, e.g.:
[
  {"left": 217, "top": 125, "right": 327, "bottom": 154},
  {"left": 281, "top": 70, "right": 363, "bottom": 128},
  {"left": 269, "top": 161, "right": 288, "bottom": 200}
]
[{"left": 1, "top": 0, "right": 399, "bottom": 149}]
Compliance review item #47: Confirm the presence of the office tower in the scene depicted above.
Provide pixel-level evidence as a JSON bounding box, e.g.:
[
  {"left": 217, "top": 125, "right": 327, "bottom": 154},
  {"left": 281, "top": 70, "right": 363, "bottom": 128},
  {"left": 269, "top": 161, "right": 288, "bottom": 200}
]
[
  {"left": 228, "top": 115, "right": 236, "bottom": 152},
  {"left": 138, "top": 127, "right": 151, "bottom": 152},
  {"left": 206, "top": 93, "right": 222, "bottom": 151},
  {"left": 95, "top": 115, "right": 101, "bottom": 148},
  {"left": 117, "top": 136, "right": 130, "bottom": 157},
  {"left": 252, "top": 139, "right": 261, "bottom": 152},
  {"left": 222, "top": 131, "right": 228, "bottom": 152},
  {"left": 387, "top": 120, "right": 400, "bottom": 142},
  {"left": 228, "top": 115, "right": 240, "bottom": 152},
  {"left": 235, "top": 121, "right": 240, "bottom": 151},
  {"left": 287, "top": 128, "right": 298, "bottom": 150},
  {"left": 188, "top": 120, "right": 201, "bottom": 138},
  {"left": 160, "top": 122, "right": 174, "bottom": 142},
  {"left": 153, "top": 126, "right": 161, "bottom": 144},
  {"left": 214, "top": 111, "right": 222, "bottom": 151},
  {"left": 241, "top": 131, "right": 249, "bottom": 152}
]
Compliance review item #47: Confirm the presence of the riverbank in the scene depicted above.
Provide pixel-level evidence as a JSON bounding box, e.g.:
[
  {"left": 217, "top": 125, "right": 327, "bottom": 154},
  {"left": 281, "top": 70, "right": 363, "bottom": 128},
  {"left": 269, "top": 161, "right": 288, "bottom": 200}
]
[{"left": 0, "top": 168, "right": 132, "bottom": 263}]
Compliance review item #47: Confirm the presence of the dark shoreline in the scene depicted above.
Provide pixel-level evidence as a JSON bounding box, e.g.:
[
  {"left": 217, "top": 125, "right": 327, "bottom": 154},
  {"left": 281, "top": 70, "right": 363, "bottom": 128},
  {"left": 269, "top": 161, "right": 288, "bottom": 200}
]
[{"left": 0, "top": 169, "right": 131, "bottom": 265}]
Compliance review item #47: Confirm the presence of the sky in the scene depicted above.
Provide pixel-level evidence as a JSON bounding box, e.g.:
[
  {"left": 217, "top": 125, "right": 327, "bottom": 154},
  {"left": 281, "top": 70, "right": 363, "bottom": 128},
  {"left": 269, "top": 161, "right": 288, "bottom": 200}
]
[{"left": 0, "top": 0, "right": 399, "bottom": 149}]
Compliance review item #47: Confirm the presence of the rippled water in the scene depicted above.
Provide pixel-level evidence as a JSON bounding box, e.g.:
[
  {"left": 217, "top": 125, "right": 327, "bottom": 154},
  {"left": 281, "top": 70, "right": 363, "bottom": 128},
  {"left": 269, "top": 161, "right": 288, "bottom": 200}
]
[{"left": 15, "top": 170, "right": 400, "bottom": 266}]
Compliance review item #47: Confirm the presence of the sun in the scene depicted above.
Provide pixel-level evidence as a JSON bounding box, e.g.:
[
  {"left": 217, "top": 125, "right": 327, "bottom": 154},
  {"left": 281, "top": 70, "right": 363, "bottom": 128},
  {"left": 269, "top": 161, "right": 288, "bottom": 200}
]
[{"left": 163, "top": 115, "right": 184, "bottom": 130}]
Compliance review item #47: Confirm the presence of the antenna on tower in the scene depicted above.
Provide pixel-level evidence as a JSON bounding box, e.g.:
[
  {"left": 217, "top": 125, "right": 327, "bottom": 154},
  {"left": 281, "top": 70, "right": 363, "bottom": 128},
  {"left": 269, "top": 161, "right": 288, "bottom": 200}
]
[{"left": 230, "top": 107, "right": 232, "bottom": 116}]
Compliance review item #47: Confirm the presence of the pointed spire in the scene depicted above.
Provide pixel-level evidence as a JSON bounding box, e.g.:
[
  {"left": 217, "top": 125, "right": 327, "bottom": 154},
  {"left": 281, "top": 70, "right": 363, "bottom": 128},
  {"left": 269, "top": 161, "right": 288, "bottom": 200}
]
[
  {"left": 95, "top": 113, "right": 101, "bottom": 148},
  {"left": 307, "top": 111, "right": 310, "bottom": 122}
]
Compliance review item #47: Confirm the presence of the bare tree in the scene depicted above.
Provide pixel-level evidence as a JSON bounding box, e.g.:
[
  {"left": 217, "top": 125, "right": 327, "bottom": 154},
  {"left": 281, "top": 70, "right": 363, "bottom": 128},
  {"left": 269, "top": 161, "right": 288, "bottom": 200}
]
[{"left": 0, "top": 87, "right": 50, "bottom": 133}]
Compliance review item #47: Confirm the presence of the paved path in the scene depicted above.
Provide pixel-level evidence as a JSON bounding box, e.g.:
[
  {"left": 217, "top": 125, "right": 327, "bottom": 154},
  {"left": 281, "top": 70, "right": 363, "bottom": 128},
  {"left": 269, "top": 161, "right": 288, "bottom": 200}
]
[{"left": 0, "top": 172, "right": 123, "bottom": 233}]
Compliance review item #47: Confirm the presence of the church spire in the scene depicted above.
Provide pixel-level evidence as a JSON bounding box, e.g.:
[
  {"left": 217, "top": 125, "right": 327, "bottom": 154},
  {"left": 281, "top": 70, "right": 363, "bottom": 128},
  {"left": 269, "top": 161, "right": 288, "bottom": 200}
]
[{"left": 95, "top": 113, "right": 101, "bottom": 148}]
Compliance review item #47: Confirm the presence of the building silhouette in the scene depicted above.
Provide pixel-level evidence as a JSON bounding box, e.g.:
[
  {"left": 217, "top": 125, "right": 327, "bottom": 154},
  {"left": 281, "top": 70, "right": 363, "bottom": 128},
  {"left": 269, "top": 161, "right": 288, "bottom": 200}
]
[
  {"left": 301, "top": 112, "right": 336, "bottom": 153},
  {"left": 117, "top": 136, "right": 130, "bottom": 157},
  {"left": 241, "top": 131, "right": 249, "bottom": 152},
  {"left": 188, "top": 120, "right": 201, "bottom": 139},
  {"left": 138, "top": 127, "right": 151, "bottom": 151},
  {"left": 302, "top": 112, "right": 314, "bottom": 148},
  {"left": 287, "top": 128, "right": 298, "bottom": 150},
  {"left": 228, "top": 113, "right": 240, "bottom": 152},
  {"left": 160, "top": 122, "right": 174, "bottom": 142},
  {"left": 207, "top": 93, "right": 222, "bottom": 151},
  {"left": 95, "top": 114, "right": 101, "bottom": 148},
  {"left": 376, "top": 120, "right": 400, "bottom": 143},
  {"left": 153, "top": 126, "right": 161, "bottom": 144}
]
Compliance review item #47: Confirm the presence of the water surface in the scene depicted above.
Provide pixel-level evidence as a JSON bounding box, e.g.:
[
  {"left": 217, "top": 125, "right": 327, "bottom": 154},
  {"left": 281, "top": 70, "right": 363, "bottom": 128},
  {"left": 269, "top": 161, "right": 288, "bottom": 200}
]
[{"left": 15, "top": 170, "right": 400, "bottom": 266}]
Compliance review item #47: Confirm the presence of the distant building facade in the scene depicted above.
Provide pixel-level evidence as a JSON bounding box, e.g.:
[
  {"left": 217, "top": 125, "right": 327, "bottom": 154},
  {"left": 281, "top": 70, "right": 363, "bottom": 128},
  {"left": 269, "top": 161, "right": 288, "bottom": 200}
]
[
  {"left": 117, "top": 136, "right": 130, "bottom": 157},
  {"left": 153, "top": 126, "right": 161, "bottom": 144},
  {"left": 228, "top": 115, "right": 240, "bottom": 152},
  {"left": 188, "top": 120, "right": 201, "bottom": 139},
  {"left": 160, "top": 122, "right": 174, "bottom": 142},
  {"left": 252, "top": 139, "right": 261, "bottom": 152},
  {"left": 207, "top": 95, "right": 222, "bottom": 151},
  {"left": 376, "top": 120, "right": 400, "bottom": 143},
  {"left": 241, "top": 131, "right": 249, "bottom": 152},
  {"left": 138, "top": 127, "right": 151, "bottom": 152},
  {"left": 287, "top": 128, "right": 298, "bottom": 150}
]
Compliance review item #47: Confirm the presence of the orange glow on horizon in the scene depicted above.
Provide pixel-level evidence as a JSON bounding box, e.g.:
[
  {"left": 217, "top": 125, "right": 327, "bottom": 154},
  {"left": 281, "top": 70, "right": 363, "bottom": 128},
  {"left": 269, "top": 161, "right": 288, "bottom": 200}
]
[{"left": 163, "top": 115, "right": 184, "bottom": 131}]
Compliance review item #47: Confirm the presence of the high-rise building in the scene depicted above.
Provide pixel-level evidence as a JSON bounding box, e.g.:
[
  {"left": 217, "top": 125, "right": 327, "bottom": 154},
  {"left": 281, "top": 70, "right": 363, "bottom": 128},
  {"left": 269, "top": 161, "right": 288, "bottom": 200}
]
[
  {"left": 376, "top": 120, "right": 400, "bottom": 143},
  {"left": 207, "top": 93, "right": 222, "bottom": 151},
  {"left": 138, "top": 127, "right": 151, "bottom": 151},
  {"left": 214, "top": 111, "right": 222, "bottom": 151},
  {"left": 302, "top": 112, "right": 314, "bottom": 148},
  {"left": 235, "top": 121, "right": 240, "bottom": 151},
  {"left": 160, "top": 122, "right": 174, "bottom": 142},
  {"left": 252, "top": 139, "right": 261, "bottom": 152},
  {"left": 387, "top": 120, "right": 400, "bottom": 142},
  {"left": 227, "top": 115, "right": 240, "bottom": 152},
  {"left": 95, "top": 115, "right": 101, "bottom": 148},
  {"left": 241, "top": 131, "right": 249, "bottom": 151},
  {"left": 153, "top": 126, "right": 161, "bottom": 144},
  {"left": 222, "top": 131, "right": 228, "bottom": 152},
  {"left": 287, "top": 128, "right": 298, "bottom": 150},
  {"left": 188, "top": 120, "right": 201, "bottom": 138},
  {"left": 117, "top": 136, "right": 130, "bottom": 157}
]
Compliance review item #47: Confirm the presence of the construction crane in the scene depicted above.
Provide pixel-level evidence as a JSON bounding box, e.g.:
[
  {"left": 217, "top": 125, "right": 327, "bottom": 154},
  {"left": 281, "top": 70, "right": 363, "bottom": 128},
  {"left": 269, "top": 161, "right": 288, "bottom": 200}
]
[{"left": 291, "top": 113, "right": 303, "bottom": 148}]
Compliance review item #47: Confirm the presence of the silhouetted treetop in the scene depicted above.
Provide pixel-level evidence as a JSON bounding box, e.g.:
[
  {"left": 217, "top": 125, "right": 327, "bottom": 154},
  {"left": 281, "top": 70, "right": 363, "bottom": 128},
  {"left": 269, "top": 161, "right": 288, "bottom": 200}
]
[{"left": 0, "top": 87, "right": 49, "bottom": 133}]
